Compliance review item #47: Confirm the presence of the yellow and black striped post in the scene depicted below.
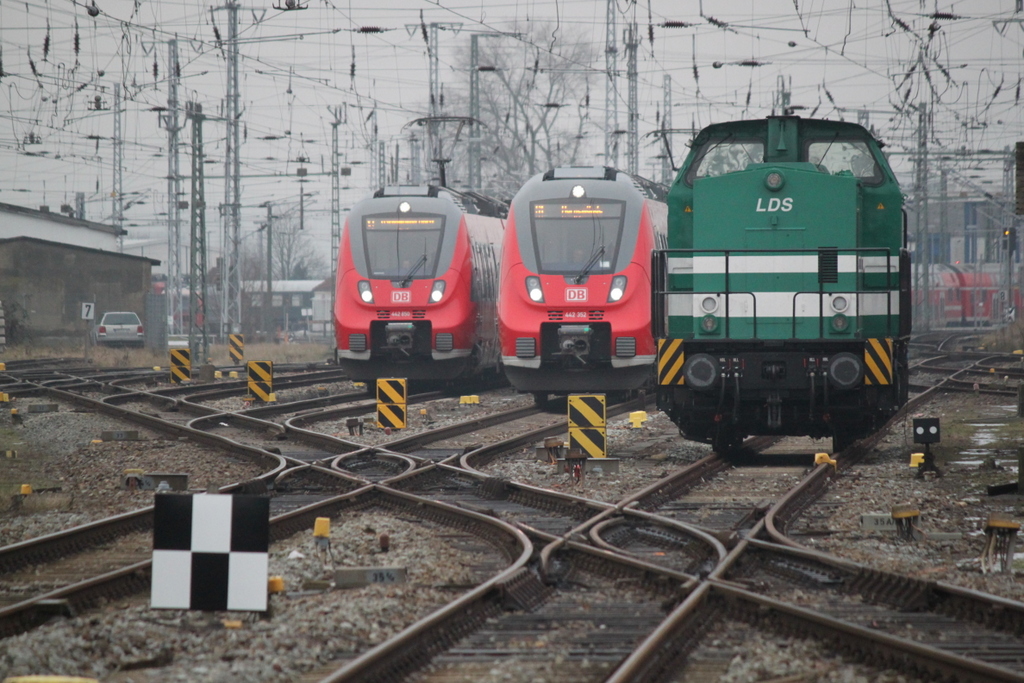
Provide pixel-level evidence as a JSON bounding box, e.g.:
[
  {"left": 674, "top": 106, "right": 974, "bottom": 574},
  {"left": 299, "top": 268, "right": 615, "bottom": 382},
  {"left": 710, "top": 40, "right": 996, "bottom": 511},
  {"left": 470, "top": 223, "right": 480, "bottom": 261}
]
[
  {"left": 170, "top": 349, "right": 191, "bottom": 384},
  {"left": 229, "top": 334, "right": 244, "bottom": 363},
  {"left": 247, "top": 360, "right": 275, "bottom": 402},
  {"left": 568, "top": 394, "right": 606, "bottom": 458},
  {"left": 376, "top": 378, "right": 407, "bottom": 430},
  {"left": 864, "top": 338, "right": 893, "bottom": 385},
  {"left": 657, "top": 338, "right": 686, "bottom": 385}
]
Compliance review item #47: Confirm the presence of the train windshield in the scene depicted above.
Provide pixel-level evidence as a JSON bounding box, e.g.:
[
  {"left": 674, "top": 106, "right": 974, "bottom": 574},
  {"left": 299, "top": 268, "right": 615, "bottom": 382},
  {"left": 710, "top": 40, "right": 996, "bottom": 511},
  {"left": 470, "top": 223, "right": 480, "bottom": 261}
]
[
  {"left": 806, "top": 140, "right": 883, "bottom": 185},
  {"left": 686, "top": 138, "right": 764, "bottom": 184},
  {"left": 529, "top": 200, "right": 626, "bottom": 275},
  {"left": 362, "top": 213, "right": 446, "bottom": 280}
]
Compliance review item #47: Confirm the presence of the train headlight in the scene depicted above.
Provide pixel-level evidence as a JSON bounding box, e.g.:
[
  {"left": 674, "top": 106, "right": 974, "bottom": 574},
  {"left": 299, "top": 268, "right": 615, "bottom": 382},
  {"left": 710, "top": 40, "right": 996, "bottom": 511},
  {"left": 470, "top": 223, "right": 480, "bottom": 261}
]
[
  {"left": 571, "top": 184, "right": 586, "bottom": 198},
  {"left": 830, "top": 313, "right": 849, "bottom": 332},
  {"left": 700, "top": 314, "right": 719, "bottom": 333},
  {"left": 764, "top": 171, "right": 785, "bottom": 191},
  {"left": 398, "top": 201, "right": 411, "bottom": 213},
  {"left": 357, "top": 280, "right": 374, "bottom": 304},
  {"left": 430, "top": 280, "right": 446, "bottom": 303},
  {"left": 525, "top": 276, "right": 545, "bottom": 303},
  {"left": 830, "top": 295, "right": 849, "bottom": 313},
  {"left": 683, "top": 354, "right": 720, "bottom": 390},
  {"left": 827, "top": 352, "right": 863, "bottom": 390},
  {"left": 607, "top": 275, "right": 627, "bottom": 302},
  {"left": 700, "top": 296, "right": 719, "bottom": 314}
]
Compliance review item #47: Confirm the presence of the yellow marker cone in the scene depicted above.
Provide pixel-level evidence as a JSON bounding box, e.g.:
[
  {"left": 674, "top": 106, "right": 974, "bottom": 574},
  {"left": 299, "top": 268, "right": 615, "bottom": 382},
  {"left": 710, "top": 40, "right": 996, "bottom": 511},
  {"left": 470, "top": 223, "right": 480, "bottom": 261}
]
[
  {"left": 268, "top": 576, "right": 285, "bottom": 593},
  {"left": 20, "top": 484, "right": 32, "bottom": 495}
]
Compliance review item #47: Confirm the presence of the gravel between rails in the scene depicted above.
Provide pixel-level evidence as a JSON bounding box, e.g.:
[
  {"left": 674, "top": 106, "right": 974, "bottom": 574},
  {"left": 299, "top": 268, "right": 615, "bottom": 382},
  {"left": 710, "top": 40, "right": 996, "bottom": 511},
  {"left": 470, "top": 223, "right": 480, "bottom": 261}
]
[
  {"left": 1, "top": 399, "right": 265, "bottom": 545},
  {"left": 303, "top": 387, "right": 536, "bottom": 445},
  {"left": 0, "top": 511, "right": 504, "bottom": 682},
  {"left": 674, "top": 619, "right": 926, "bottom": 682},
  {"left": 793, "top": 390, "right": 1024, "bottom": 601},
  {"left": 480, "top": 410, "right": 714, "bottom": 503}
]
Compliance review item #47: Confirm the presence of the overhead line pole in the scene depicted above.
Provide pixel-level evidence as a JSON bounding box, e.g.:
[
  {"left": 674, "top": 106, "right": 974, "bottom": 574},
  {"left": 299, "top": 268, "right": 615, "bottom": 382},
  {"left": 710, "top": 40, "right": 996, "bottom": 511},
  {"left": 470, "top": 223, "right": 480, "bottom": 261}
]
[
  {"left": 605, "top": 0, "right": 619, "bottom": 169},
  {"left": 330, "top": 105, "right": 345, "bottom": 342},
  {"left": 113, "top": 83, "right": 124, "bottom": 251},
  {"left": 163, "top": 38, "right": 184, "bottom": 335},
  {"left": 624, "top": 22, "right": 639, "bottom": 176},
  {"left": 187, "top": 102, "right": 209, "bottom": 366},
  {"left": 218, "top": 1, "right": 243, "bottom": 339}
]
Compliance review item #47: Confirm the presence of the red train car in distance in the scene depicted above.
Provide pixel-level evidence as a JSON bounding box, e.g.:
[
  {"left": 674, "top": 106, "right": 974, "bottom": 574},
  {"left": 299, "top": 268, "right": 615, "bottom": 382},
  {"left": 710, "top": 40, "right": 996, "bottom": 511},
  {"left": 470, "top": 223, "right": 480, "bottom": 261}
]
[
  {"left": 335, "top": 185, "right": 506, "bottom": 382},
  {"left": 498, "top": 167, "right": 668, "bottom": 401}
]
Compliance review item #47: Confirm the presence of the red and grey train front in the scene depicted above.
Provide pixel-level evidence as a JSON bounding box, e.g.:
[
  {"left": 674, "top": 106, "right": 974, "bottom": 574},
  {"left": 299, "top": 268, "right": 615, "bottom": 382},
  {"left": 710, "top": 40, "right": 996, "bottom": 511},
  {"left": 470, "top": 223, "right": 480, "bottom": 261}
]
[
  {"left": 335, "top": 187, "right": 503, "bottom": 382},
  {"left": 498, "top": 167, "right": 667, "bottom": 394}
]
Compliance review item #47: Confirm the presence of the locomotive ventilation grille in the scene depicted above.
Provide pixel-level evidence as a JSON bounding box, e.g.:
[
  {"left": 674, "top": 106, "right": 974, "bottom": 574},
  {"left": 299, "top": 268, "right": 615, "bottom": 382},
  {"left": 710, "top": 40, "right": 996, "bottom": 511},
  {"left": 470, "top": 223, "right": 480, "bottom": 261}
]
[
  {"left": 615, "top": 337, "right": 636, "bottom": 357},
  {"left": 376, "top": 310, "right": 390, "bottom": 319},
  {"left": 436, "top": 333, "right": 454, "bottom": 352},
  {"left": 412, "top": 310, "right": 426, "bottom": 319},
  {"left": 548, "top": 311, "right": 563, "bottom": 321},
  {"left": 349, "top": 334, "right": 367, "bottom": 352},
  {"left": 589, "top": 310, "right": 604, "bottom": 320},
  {"left": 516, "top": 337, "right": 536, "bottom": 358}
]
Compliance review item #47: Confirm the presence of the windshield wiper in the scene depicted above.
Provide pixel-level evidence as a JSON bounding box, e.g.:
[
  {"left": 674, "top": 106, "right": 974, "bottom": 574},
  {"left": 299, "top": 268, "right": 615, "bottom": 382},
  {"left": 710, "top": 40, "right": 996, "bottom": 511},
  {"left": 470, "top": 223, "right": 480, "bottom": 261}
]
[
  {"left": 399, "top": 254, "right": 428, "bottom": 287},
  {"left": 573, "top": 246, "right": 605, "bottom": 284}
]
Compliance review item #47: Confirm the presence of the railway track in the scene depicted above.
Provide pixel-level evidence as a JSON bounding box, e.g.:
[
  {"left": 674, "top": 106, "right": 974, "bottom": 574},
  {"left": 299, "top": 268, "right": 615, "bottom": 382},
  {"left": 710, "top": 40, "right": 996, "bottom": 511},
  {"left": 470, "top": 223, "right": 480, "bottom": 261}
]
[{"left": 4, "top": 360, "right": 1024, "bottom": 681}]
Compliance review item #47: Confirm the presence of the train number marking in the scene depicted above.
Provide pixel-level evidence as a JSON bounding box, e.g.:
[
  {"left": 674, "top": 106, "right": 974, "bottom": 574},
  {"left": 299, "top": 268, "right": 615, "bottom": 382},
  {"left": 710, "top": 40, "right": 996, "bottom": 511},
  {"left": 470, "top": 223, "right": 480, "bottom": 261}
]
[
  {"left": 392, "top": 291, "right": 411, "bottom": 303},
  {"left": 564, "top": 311, "right": 587, "bottom": 319},
  {"left": 755, "top": 197, "right": 793, "bottom": 212},
  {"left": 565, "top": 288, "right": 588, "bottom": 302}
]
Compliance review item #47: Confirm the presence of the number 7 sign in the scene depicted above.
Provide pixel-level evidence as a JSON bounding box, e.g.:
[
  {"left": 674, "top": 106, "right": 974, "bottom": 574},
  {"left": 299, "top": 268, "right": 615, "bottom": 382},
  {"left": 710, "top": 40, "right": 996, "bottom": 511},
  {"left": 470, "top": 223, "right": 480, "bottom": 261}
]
[{"left": 81, "top": 302, "right": 95, "bottom": 320}]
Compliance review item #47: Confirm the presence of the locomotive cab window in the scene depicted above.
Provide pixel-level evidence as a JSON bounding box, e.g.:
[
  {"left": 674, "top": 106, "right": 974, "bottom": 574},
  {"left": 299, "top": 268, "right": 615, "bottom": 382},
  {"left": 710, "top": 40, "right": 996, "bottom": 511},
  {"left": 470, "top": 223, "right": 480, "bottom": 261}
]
[
  {"left": 685, "top": 138, "right": 764, "bottom": 185},
  {"left": 362, "top": 214, "right": 446, "bottom": 280},
  {"left": 529, "top": 200, "right": 626, "bottom": 276},
  {"left": 805, "top": 140, "right": 883, "bottom": 185}
]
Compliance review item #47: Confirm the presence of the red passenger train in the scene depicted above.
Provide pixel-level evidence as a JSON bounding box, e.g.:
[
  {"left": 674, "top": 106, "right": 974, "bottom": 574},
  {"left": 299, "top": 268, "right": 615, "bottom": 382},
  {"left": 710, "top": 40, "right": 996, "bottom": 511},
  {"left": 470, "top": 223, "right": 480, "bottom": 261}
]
[
  {"left": 497, "top": 167, "right": 668, "bottom": 400},
  {"left": 334, "top": 185, "right": 506, "bottom": 382}
]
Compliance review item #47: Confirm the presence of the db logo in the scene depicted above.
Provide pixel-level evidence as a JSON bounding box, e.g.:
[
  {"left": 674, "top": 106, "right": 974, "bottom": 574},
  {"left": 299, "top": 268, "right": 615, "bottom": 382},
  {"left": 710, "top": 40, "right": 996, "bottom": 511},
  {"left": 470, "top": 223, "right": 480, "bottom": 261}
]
[
  {"left": 565, "top": 288, "right": 588, "bottom": 302},
  {"left": 392, "top": 291, "right": 411, "bottom": 303}
]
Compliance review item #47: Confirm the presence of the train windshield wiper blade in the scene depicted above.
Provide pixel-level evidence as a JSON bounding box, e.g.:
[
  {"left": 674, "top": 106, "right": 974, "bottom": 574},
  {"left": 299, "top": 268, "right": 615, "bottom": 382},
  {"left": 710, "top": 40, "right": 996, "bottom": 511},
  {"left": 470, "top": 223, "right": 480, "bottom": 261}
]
[
  {"left": 573, "top": 246, "right": 605, "bottom": 284},
  {"left": 400, "top": 254, "right": 427, "bottom": 287}
]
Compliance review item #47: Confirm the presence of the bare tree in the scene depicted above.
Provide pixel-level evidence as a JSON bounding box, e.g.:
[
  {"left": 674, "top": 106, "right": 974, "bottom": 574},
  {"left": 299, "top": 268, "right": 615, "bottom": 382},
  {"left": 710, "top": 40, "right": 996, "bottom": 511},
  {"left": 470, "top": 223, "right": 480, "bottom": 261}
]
[
  {"left": 447, "top": 23, "right": 596, "bottom": 197},
  {"left": 268, "top": 212, "right": 329, "bottom": 280}
]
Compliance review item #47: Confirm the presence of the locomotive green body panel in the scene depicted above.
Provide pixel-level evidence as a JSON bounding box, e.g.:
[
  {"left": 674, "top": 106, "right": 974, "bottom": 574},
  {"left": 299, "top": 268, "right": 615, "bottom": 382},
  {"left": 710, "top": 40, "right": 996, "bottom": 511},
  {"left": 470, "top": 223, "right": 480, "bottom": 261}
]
[
  {"left": 653, "top": 116, "right": 910, "bottom": 449},
  {"left": 662, "top": 117, "right": 904, "bottom": 342}
]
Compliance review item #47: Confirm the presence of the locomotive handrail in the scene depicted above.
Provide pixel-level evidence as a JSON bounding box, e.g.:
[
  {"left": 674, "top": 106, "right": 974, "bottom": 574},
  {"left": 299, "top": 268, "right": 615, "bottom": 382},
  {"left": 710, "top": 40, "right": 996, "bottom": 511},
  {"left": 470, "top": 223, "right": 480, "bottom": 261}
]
[{"left": 652, "top": 246, "right": 898, "bottom": 340}]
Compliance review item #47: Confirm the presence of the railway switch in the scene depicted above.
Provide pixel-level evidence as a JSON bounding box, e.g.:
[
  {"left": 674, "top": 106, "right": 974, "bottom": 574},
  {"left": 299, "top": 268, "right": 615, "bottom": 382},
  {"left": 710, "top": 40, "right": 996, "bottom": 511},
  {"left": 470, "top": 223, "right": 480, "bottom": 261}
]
[
  {"left": 313, "top": 517, "right": 333, "bottom": 564},
  {"left": 980, "top": 513, "right": 1020, "bottom": 574},
  {"left": 891, "top": 505, "right": 920, "bottom": 542}
]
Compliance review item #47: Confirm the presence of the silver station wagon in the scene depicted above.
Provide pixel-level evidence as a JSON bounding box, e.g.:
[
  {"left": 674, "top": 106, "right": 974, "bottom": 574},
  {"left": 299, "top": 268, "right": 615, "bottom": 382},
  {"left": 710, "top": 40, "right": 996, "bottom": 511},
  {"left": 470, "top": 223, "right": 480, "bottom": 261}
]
[{"left": 94, "top": 311, "right": 145, "bottom": 347}]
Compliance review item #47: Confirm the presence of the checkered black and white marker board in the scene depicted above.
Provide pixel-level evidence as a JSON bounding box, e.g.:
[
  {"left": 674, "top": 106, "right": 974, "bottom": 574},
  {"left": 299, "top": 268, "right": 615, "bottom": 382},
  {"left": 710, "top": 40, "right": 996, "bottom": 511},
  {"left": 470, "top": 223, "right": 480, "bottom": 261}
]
[{"left": 151, "top": 494, "right": 270, "bottom": 611}]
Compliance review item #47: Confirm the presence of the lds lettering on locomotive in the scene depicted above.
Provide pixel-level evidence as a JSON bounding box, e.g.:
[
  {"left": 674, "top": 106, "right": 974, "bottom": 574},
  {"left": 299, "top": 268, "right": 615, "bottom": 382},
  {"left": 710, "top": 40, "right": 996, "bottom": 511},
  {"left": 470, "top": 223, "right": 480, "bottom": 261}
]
[{"left": 755, "top": 197, "right": 794, "bottom": 212}]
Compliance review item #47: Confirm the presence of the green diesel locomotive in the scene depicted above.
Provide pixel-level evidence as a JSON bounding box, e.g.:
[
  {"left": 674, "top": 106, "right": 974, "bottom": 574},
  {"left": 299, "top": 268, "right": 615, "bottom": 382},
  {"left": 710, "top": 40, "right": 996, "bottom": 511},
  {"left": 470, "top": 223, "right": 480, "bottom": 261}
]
[{"left": 652, "top": 116, "right": 911, "bottom": 452}]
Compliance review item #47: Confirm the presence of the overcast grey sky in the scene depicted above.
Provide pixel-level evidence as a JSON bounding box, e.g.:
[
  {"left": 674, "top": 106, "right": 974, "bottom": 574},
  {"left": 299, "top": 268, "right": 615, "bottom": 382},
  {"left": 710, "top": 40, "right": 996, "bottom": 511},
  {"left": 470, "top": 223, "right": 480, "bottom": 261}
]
[{"left": 1, "top": 0, "right": 1022, "bottom": 267}]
